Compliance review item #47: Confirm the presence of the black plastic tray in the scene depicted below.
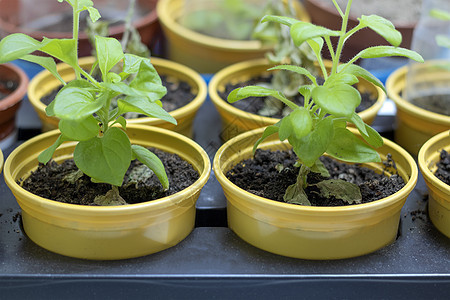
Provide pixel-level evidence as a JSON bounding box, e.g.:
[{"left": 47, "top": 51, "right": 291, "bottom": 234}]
[{"left": 1, "top": 69, "right": 450, "bottom": 298}]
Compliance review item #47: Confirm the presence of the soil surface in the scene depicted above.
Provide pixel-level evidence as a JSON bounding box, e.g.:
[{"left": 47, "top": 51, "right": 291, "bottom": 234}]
[
  {"left": 40, "top": 75, "right": 195, "bottom": 114},
  {"left": 435, "top": 149, "right": 450, "bottom": 186},
  {"left": 316, "top": 0, "right": 422, "bottom": 25},
  {"left": 226, "top": 149, "right": 405, "bottom": 206},
  {"left": 219, "top": 75, "right": 376, "bottom": 118},
  {"left": 20, "top": 148, "right": 199, "bottom": 205},
  {"left": 0, "top": 79, "right": 18, "bottom": 100},
  {"left": 410, "top": 94, "right": 450, "bottom": 116}
]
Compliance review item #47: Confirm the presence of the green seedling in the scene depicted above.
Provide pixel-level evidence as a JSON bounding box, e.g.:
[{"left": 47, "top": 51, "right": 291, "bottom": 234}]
[
  {"left": 0, "top": 0, "right": 176, "bottom": 198},
  {"left": 228, "top": 0, "right": 423, "bottom": 205}
]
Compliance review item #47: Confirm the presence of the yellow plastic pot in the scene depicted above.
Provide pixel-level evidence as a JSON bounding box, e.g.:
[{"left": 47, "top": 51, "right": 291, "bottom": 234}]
[
  {"left": 4, "top": 124, "right": 210, "bottom": 260},
  {"left": 213, "top": 127, "right": 417, "bottom": 259},
  {"left": 28, "top": 56, "right": 207, "bottom": 138},
  {"left": 209, "top": 58, "right": 385, "bottom": 141},
  {"left": 386, "top": 62, "right": 450, "bottom": 156},
  {"left": 157, "top": 0, "right": 310, "bottom": 74},
  {"left": 418, "top": 131, "right": 450, "bottom": 238}
]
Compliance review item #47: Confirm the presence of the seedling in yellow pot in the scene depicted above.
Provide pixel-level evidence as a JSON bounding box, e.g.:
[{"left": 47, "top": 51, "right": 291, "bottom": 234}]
[
  {"left": 228, "top": 0, "right": 423, "bottom": 205},
  {"left": 0, "top": 0, "right": 176, "bottom": 200}
]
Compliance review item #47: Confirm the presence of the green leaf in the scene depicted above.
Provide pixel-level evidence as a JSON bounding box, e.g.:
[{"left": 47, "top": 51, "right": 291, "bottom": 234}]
[
  {"left": 269, "top": 65, "right": 316, "bottom": 83},
  {"left": 298, "top": 85, "right": 314, "bottom": 100},
  {"left": 290, "top": 22, "right": 340, "bottom": 47},
  {"left": 307, "top": 37, "right": 324, "bottom": 57},
  {"left": 228, "top": 86, "right": 297, "bottom": 110},
  {"left": 253, "top": 122, "right": 280, "bottom": 154},
  {"left": 313, "top": 179, "right": 362, "bottom": 204},
  {"left": 118, "top": 97, "right": 177, "bottom": 124},
  {"left": 0, "top": 33, "right": 43, "bottom": 63},
  {"left": 58, "top": 115, "right": 99, "bottom": 141},
  {"left": 113, "top": 116, "right": 127, "bottom": 129},
  {"left": 290, "top": 107, "right": 313, "bottom": 139},
  {"left": 310, "top": 159, "right": 330, "bottom": 178},
  {"left": 129, "top": 60, "right": 164, "bottom": 91},
  {"left": 359, "top": 15, "right": 402, "bottom": 47},
  {"left": 261, "top": 15, "right": 299, "bottom": 27},
  {"left": 40, "top": 38, "right": 78, "bottom": 68},
  {"left": 327, "top": 128, "right": 381, "bottom": 163},
  {"left": 359, "top": 124, "right": 384, "bottom": 148},
  {"left": 436, "top": 35, "right": 450, "bottom": 49},
  {"left": 21, "top": 55, "right": 65, "bottom": 84},
  {"left": 95, "top": 36, "right": 124, "bottom": 78},
  {"left": 338, "top": 64, "right": 386, "bottom": 93},
  {"left": 53, "top": 87, "right": 102, "bottom": 120},
  {"left": 278, "top": 116, "right": 293, "bottom": 141},
  {"left": 326, "top": 73, "right": 359, "bottom": 86},
  {"left": 122, "top": 54, "right": 149, "bottom": 75},
  {"left": 38, "top": 134, "right": 70, "bottom": 164},
  {"left": 86, "top": 6, "right": 101, "bottom": 22},
  {"left": 312, "top": 85, "right": 361, "bottom": 117},
  {"left": 357, "top": 46, "right": 424, "bottom": 62},
  {"left": 131, "top": 145, "right": 169, "bottom": 190},
  {"left": 430, "top": 9, "right": 450, "bottom": 21},
  {"left": 291, "top": 117, "right": 334, "bottom": 167},
  {"left": 348, "top": 112, "right": 368, "bottom": 136},
  {"left": 283, "top": 183, "right": 311, "bottom": 206},
  {"left": 74, "top": 127, "right": 132, "bottom": 186}
]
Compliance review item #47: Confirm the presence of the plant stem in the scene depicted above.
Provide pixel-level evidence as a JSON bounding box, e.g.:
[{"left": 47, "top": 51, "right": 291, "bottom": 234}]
[
  {"left": 121, "top": 0, "right": 136, "bottom": 51},
  {"left": 332, "top": 0, "right": 353, "bottom": 74},
  {"left": 72, "top": 0, "right": 81, "bottom": 79}
]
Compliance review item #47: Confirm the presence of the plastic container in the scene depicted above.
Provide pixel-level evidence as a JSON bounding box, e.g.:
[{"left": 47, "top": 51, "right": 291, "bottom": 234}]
[
  {"left": 213, "top": 127, "right": 418, "bottom": 259},
  {"left": 3, "top": 124, "right": 211, "bottom": 260},
  {"left": 418, "top": 130, "right": 450, "bottom": 238}
]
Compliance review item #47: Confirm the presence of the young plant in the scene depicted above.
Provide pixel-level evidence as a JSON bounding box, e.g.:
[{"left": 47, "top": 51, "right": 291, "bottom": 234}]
[
  {"left": 0, "top": 0, "right": 176, "bottom": 201},
  {"left": 228, "top": 0, "right": 424, "bottom": 205},
  {"left": 252, "top": 0, "right": 318, "bottom": 117}
]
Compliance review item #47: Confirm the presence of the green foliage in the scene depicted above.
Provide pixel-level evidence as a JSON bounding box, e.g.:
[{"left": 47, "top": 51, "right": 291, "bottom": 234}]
[
  {"left": 228, "top": 0, "right": 424, "bottom": 205},
  {"left": 0, "top": 0, "right": 176, "bottom": 191},
  {"left": 430, "top": 9, "right": 450, "bottom": 49}
]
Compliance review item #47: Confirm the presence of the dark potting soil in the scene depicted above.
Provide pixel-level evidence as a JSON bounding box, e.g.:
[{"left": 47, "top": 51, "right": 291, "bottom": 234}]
[
  {"left": 435, "top": 149, "right": 450, "bottom": 186},
  {"left": 410, "top": 94, "right": 450, "bottom": 116},
  {"left": 226, "top": 149, "right": 405, "bottom": 206},
  {"left": 40, "top": 75, "right": 195, "bottom": 113},
  {"left": 219, "top": 75, "right": 376, "bottom": 119},
  {"left": 0, "top": 79, "right": 18, "bottom": 100},
  {"left": 20, "top": 148, "right": 199, "bottom": 205}
]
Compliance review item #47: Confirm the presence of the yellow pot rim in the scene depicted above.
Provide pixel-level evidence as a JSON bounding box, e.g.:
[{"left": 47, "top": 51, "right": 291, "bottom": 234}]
[
  {"left": 209, "top": 58, "right": 386, "bottom": 124},
  {"left": 28, "top": 56, "right": 207, "bottom": 126},
  {"left": 418, "top": 130, "right": 450, "bottom": 195},
  {"left": 386, "top": 63, "right": 450, "bottom": 125},
  {"left": 4, "top": 124, "right": 211, "bottom": 216},
  {"left": 157, "top": 0, "right": 310, "bottom": 52},
  {"left": 213, "top": 126, "right": 418, "bottom": 215}
]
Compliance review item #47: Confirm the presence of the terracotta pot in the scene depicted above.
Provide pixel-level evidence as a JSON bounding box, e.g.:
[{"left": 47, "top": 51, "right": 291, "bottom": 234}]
[
  {"left": 209, "top": 58, "right": 385, "bottom": 140},
  {"left": 0, "top": 0, "right": 162, "bottom": 57},
  {"left": 157, "top": 0, "right": 310, "bottom": 73},
  {"left": 0, "top": 63, "right": 28, "bottom": 148},
  {"left": 28, "top": 56, "right": 207, "bottom": 138},
  {"left": 418, "top": 131, "right": 450, "bottom": 238},
  {"left": 386, "top": 61, "right": 450, "bottom": 156},
  {"left": 304, "top": 0, "right": 415, "bottom": 62},
  {"left": 4, "top": 124, "right": 211, "bottom": 260},
  {"left": 213, "top": 127, "right": 418, "bottom": 259}
]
